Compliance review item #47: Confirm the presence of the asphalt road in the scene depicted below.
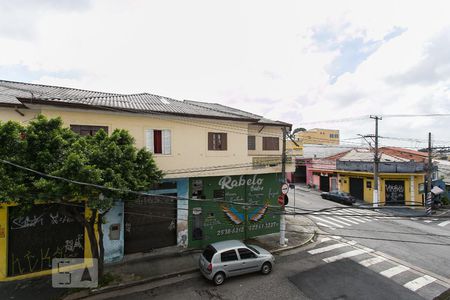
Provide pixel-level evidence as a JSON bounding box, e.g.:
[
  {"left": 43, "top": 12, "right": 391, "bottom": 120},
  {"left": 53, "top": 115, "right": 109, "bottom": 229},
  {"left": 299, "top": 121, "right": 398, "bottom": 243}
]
[{"left": 104, "top": 188, "right": 450, "bottom": 300}]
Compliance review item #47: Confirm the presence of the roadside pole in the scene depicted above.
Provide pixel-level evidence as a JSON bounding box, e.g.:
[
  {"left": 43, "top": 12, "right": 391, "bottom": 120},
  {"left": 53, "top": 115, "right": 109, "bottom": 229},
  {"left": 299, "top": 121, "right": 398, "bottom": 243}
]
[
  {"left": 370, "top": 115, "right": 382, "bottom": 208},
  {"left": 280, "top": 127, "right": 287, "bottom": 246},
  {"left": 427, "top": 132, "right": 432, "bottom": 215}
]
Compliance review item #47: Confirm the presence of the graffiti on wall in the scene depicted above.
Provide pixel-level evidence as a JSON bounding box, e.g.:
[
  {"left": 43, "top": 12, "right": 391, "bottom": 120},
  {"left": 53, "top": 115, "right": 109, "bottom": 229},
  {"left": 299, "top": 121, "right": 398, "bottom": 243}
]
[
  {"left": 385, "top": 180, "right": 405, "bottom": 205},
  {"left": 8, "top": 205, "right": 85, "bottom": 277}
]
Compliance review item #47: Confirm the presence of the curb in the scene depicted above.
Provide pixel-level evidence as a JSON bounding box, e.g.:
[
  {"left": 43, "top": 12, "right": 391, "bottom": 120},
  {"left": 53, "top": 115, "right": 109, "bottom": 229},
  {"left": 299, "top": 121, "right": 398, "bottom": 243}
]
[
  {"left": 63, "top": 268, "right": 199, "bottom": 300},
  {"left": 64, "top": 232, "right": 317, "bottom": 300},
  {"left": 270, "top": 230, "right": 317, "bottom": 254}
]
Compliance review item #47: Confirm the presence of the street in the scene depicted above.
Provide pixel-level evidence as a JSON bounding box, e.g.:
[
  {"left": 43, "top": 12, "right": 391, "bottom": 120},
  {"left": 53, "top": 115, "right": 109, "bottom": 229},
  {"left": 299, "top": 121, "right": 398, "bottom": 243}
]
[{"left": 100, "top": 188, "right": 450, "bottom": 300}]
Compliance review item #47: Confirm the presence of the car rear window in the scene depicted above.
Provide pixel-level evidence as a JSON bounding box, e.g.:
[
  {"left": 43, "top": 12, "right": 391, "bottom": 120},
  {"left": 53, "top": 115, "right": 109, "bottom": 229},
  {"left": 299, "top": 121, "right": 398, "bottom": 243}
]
[{"left": 203, "top": 245, "right": 217, "bottom": 262}]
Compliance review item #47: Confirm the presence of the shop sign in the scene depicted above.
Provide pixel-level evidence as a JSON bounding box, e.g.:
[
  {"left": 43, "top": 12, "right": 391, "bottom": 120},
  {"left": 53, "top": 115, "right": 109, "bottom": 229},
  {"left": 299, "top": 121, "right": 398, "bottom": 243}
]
[{"left": 218, "top": 175, "right": 264, "bottom": 191}]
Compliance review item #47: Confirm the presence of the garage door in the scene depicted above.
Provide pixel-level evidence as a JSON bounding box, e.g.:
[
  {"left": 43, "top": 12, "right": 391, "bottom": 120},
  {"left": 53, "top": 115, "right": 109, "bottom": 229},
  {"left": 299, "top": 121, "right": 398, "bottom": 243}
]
[
  {"left": 385, "top": 180, "right": 405, "bottom": 205},
  {"left": 124, "top": 194, "right": 177, "bottom": 254},
  {"left": 320, "top": 175, "right": 330, "bottom": 192},
  {"left": 349, "top": 178, "right": 364, "bottom": 201}
]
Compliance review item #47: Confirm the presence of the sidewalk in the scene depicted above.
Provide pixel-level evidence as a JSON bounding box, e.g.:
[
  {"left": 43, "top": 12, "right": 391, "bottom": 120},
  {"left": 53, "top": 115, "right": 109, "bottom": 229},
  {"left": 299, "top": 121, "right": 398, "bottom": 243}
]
[{"left": 64, "top": 215, "right": 317, "bottom": 300}]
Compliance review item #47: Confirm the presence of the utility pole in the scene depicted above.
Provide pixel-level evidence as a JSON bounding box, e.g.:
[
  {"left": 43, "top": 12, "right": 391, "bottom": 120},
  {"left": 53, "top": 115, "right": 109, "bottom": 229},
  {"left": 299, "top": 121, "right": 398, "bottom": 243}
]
[
  {"left": 280, "top": 127, "right": 287, "bottom": 246},
  {"left": 426, "top": 132, "right": 432, "bottom": 215},
  {"left": 370, "top": 115, "right": 382, "bottom": 208}
]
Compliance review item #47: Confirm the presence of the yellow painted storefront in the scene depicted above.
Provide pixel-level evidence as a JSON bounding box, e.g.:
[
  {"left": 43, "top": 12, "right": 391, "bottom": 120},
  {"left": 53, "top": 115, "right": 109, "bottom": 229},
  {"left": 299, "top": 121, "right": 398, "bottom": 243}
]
[
  {"left": 0, "top": 203, "right": 97, "bottom": 281},
  {"left": 337, "top": 171, "right": 425, "bottom": 206}
]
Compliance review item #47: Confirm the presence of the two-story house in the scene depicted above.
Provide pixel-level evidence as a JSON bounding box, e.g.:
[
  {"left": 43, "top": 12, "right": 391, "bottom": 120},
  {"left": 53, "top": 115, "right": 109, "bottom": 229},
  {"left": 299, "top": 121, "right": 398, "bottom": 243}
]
[{"left": 0, "top": 80, "right": 293, "bottom": 280}]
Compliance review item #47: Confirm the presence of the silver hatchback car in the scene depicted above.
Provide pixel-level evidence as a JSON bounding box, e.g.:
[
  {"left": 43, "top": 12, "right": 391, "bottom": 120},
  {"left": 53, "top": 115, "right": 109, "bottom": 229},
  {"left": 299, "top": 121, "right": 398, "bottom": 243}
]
[{"left": 199, "top": 240, "right": 275, "bottom": 285}]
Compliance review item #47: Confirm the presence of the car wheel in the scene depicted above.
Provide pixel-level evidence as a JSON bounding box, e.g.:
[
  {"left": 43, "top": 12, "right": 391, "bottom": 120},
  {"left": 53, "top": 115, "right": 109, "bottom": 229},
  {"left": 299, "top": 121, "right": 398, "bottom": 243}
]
[
  {"left": 261, "top": 262, "right": 272, "bottom": 275},
  {"left": 213, "top": 272, "right": 225, "bottom": 286}
]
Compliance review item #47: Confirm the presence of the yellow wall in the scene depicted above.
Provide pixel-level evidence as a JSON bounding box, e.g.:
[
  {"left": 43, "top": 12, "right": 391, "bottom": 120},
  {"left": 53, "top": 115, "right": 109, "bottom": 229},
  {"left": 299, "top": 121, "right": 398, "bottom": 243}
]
[
  {"left": 0, "top": 203, "right": 96, "bottom": 281},
  {"left": 286, "top": 140, "right": 303, "bottom": 157},
  {"left": 0, "top": 106, "right": 294, "bottom": 178},
  {"left": 296, "top": 128, "right": 339, "bottom": 145},
  {"left": 0, "top": 205, "right": 7, "bottom": 279},
  {"left": 338, "top": 172, "right": 425, "bottom": 206}
]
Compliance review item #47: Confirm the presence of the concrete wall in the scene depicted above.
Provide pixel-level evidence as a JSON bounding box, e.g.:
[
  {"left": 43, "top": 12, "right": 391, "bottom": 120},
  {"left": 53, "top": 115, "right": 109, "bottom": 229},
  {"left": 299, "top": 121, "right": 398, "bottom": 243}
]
[{"left": 102, "top": 202, "right": 124, "bottom": 264}]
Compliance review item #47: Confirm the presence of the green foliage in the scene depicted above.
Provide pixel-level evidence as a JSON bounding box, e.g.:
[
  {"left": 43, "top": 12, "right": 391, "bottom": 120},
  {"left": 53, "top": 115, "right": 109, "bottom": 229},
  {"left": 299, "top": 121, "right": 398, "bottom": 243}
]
[
  {"left": 292, "top": 127, "right": 306, "bottom": 135},
  {"left": 0, "top": 115, "right": 163, "bottom": 210},
  {"left": 442, "top": 193, "right": 449, "bottom": 206}
]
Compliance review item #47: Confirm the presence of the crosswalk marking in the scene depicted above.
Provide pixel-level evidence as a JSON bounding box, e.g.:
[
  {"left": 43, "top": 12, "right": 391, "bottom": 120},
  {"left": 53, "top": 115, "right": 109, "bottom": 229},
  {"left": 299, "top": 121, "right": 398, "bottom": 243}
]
[
  {"left": 335, "top": 216, "right": 359, "bottom": 224},
  {"left": 403, "top": 275, "right": 437, "bottom": 292},
  {"left": 323, "top": 216, "right": 352, "bottom": 226},
  {"left": 307, "top": 236, "right": 446, "bottom": 297},
  {"left": 317, "top": 222, "right": 336, "bottom": 230},
  {"left": 328, "top": 211, "right": 368, "bottom": 223},
  {"left": 336, "top": 211, "right": 371, "bottom": 223},
  {"left": 424, "top": 220, "right": 432, "bottom": 223},
  {"left": 308, "top": 243, "right": 349, "bottom": 255},
  {"left": 438, "top": 220, "right": 450, "bottom": 227},
  {"left": 347, "top": 208, "right": 378, "bottom": 218},
  {"left": 319, "top": 237, "right": 332, "bottom": 243},
  {"left": 358, "top": 256, "right": 386, "bottom": 267},
  {"left": 380, "top": 265, "right": 410, "bottom": 278},
  {"left": 323, "top": 249, "right": 370, "bottom": 263},
  {"left": 310, "top": 208, "right": 391, "bottom": 230},
  {"left": 311, "top": 216, "right": 344, "bottom": 228}
]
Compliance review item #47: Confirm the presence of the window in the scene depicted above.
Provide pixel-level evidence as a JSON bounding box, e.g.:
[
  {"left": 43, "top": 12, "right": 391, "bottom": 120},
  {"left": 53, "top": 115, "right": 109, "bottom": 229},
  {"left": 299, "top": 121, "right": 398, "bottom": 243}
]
[
  {"left": 221, "top": 249, "right": 238, "bottom": 262},
  {"left": 146, "top": 129, "right": 171, "bottom": 155},
  {"left": 245, "top": 244, "right": 260, "bottom": 254},
  {"left": 203, "top": 245, "right": 217, "bottom": 262},
  {"left": 70, "top": 125, "right": 108, "bottom": 136},
  {"left": 238, "top": 248, "right": 257, "bottom": 259},
  {"left": 248, "top": 135, "right": 256, "bottom": 150},
  {"left": 262, "top": 137, "right": 279, "bottom": 151},
  {"left": 208, "top": 132, "right": 227, "bottom": 151}
]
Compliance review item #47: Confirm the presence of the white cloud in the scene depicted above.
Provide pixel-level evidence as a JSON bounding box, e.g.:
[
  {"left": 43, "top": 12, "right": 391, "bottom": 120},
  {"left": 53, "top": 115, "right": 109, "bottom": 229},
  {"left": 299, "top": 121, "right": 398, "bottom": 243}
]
[{"left": 1, "top": 0, "right": 450, "bottom": 147}]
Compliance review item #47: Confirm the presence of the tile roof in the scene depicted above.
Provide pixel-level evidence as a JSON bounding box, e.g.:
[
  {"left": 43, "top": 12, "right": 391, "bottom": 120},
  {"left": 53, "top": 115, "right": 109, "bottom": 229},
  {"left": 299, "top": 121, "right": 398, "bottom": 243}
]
[
  {"left": 184, "top": 99, "right": 290, "bottom": 127},
  {"left": 0, "top": 79, "right": 286, "bottom": 123},
  {"left": 338, "top": 149, "right": 409, "bottom": 162},
  {"left": 0, "top": 79, "right": 118, "bottom": 100}
]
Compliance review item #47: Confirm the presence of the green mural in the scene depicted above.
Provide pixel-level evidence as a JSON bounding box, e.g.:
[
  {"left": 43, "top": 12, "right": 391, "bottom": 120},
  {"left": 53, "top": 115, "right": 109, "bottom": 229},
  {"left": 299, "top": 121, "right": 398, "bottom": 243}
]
[{"left": 188, "top": 173, "right": 282, "bottom": 248}]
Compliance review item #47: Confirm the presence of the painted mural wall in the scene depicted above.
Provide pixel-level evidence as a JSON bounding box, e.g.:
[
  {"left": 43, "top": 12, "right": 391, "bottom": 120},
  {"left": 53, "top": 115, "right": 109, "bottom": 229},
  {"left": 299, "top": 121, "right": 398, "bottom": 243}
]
[{"left": 188, "top": 173, "right": 282, "bottom": 248}]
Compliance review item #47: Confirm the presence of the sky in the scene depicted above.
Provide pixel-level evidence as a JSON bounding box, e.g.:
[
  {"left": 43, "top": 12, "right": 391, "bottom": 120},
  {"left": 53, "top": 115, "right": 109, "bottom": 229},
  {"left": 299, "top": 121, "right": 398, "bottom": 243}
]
[{"left": 1, "top": 0, "right": 450, "bottom": 150}]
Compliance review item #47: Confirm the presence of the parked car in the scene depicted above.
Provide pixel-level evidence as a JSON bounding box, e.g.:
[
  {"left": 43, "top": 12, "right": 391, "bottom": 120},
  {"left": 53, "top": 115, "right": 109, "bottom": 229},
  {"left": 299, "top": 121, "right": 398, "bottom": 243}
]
[
  {"left": 199, "top": 240, "right": 275, "bottom": 285},
  {"left": 321, "top": 190, "right": 356, "bottom": 205}
]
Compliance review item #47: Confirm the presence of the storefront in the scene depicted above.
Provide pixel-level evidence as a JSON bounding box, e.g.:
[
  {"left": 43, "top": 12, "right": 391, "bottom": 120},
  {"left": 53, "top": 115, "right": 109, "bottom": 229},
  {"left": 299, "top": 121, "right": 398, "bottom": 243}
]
[{"left": 188, "top": 173, "right": 283, "bottom": 248}]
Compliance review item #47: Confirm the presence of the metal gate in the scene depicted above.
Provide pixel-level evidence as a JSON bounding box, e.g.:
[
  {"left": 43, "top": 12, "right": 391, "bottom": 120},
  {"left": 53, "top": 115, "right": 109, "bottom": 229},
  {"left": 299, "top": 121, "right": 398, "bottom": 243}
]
[
  {"left": 385, "top": 180, "right": 405, "bottom": 205},
  {"left": 330, "top": 177, "right": 337, "bottom": 191},
  {"left": 320, "top": 175, "right": 330, "bottom": 192},
  {"left": 349, "top": 178, "right": 364, "bottom": 201},
  {"left": 295, "top": 166, "right": 307, "bottom": 183},
  {"left": 8, "top": 204, "right": 84, "bottom": 277},
  {"left": 124, "top": 194, "right": 177, "bottom": 254}
]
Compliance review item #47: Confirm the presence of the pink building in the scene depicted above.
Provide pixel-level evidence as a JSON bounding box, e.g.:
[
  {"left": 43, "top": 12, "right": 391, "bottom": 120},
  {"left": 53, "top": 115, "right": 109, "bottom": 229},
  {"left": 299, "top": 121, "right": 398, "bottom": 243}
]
[{"left": 294, "top": 150, "right": 350, "bottom": 191}]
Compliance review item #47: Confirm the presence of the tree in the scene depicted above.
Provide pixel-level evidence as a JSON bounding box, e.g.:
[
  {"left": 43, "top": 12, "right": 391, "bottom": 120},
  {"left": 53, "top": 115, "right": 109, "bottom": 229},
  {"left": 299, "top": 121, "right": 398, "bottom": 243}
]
[
  {"left": 292, "top": 127, "right": 307, "bottom": 135},
  {"left": 0, "top": 115, "right": 163, "bottom": 277}
]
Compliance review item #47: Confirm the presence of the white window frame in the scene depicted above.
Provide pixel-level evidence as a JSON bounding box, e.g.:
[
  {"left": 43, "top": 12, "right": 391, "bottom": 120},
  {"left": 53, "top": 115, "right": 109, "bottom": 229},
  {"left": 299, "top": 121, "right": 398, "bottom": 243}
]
[{"left": 146, "top": 129, "right": 171, "bottom": 155}]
